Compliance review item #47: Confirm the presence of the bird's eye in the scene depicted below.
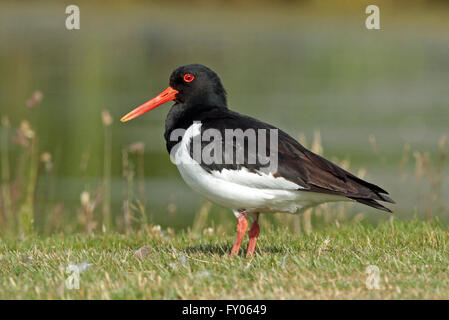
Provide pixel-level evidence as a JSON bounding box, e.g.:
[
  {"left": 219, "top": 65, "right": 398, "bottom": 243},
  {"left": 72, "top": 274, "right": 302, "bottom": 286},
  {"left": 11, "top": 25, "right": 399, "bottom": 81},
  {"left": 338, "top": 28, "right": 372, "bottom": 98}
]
[{"left": 183, "top": 73, "right": 194, "bottom": 82}]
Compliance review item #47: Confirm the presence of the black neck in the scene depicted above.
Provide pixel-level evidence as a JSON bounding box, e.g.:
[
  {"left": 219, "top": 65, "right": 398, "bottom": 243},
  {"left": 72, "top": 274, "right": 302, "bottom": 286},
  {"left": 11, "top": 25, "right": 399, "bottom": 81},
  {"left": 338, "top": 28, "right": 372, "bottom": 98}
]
[{"left": 164, "top": 102, "right": 227, "bottom": 153}]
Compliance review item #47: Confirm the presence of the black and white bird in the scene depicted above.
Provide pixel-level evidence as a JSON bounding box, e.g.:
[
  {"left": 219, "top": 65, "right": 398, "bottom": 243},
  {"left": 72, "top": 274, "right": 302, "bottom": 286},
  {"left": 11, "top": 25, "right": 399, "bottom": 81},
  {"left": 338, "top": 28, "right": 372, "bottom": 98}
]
[{"left": 121, "top": 64, "right": 394, "bottom": 257}]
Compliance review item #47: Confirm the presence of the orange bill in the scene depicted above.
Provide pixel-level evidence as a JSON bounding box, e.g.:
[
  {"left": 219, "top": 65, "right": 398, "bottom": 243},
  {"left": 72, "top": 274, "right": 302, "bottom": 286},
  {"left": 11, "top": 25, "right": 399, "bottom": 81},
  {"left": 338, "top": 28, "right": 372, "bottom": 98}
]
[{"left": 120, "top": 86, "right": 179, "bottom": 122}]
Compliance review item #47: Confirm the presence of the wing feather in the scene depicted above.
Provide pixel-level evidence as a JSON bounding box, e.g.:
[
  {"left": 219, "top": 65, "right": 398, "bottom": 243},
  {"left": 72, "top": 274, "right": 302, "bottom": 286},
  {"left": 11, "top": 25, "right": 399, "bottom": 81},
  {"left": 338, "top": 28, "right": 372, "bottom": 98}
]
[{"left": 188, "top": 108, "right": 394, "bottom": 211}]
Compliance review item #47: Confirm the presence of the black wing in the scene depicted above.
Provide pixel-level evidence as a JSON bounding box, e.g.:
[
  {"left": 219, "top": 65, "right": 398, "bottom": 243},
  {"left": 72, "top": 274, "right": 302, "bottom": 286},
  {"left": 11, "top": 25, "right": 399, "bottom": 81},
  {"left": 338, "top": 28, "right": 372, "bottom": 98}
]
[{"left": 190, "top": 108, "right": 394, "bottom": 212}]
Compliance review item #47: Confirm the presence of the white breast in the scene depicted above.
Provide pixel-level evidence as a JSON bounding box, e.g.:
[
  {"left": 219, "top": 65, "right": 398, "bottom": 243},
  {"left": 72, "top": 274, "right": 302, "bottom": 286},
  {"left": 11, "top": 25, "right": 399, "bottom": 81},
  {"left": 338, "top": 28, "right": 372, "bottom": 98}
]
[{"left": 173, "top": 123, "right": 348, "bottom": 214}]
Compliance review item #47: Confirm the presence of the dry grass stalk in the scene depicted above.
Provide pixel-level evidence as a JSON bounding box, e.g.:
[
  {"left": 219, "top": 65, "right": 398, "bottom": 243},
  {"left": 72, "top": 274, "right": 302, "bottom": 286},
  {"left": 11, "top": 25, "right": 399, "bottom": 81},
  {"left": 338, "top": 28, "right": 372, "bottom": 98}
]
[
  {"left": 102, "top": 110, "right": 113, "bottom": 231},
  {"left": 0, "top": 116, "right": 13, "bottom": 232}
]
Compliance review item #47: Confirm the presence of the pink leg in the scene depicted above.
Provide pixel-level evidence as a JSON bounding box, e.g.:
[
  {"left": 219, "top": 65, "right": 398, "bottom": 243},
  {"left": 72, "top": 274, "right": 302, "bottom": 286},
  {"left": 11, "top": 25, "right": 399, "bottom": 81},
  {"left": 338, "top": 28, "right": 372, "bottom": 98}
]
[
  {"left": 230, "top": 212, "right": 248, "bottom": 257},
  {"left": 246, "top": 217, "right": 260, "bottom": 258}
]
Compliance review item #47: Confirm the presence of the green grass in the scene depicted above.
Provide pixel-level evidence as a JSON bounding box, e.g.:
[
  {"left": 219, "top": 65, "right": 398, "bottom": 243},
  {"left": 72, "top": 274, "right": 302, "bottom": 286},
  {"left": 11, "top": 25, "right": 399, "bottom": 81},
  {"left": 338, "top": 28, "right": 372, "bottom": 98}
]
[{"left": 1, "top": 218, "right": 448, "bottom": 299}]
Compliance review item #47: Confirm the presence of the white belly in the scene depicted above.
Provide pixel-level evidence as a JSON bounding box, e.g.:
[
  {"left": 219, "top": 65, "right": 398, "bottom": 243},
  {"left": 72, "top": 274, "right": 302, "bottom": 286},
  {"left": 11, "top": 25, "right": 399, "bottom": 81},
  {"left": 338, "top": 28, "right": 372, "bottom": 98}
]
[{"left": 172, "top": 123, "right": 348, "bottom": 214}]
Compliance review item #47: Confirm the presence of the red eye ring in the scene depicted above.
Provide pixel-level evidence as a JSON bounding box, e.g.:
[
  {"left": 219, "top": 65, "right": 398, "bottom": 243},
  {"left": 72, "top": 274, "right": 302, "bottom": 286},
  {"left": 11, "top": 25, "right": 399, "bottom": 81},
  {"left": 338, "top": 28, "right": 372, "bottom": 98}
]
[{"left": 183, "top": 73, "right": 194, "bottom": 82}]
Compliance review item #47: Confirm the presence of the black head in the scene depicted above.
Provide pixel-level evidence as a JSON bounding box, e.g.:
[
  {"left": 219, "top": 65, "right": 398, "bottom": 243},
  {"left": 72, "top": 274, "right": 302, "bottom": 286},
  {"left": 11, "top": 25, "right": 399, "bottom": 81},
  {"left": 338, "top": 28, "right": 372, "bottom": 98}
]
[
  {"left": 169, "top": 64, "right": 227, "bottom": 108},
  {"left": 120, "top": 64, "right": 226, "bottom": 123}
]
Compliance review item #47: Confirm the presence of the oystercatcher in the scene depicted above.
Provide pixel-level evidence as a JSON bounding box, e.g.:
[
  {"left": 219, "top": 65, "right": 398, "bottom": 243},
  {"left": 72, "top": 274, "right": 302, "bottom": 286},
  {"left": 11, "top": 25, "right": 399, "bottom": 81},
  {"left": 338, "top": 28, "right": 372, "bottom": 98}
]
[{"left": 121, "top": 64, "right": 394, "bottom": 257}]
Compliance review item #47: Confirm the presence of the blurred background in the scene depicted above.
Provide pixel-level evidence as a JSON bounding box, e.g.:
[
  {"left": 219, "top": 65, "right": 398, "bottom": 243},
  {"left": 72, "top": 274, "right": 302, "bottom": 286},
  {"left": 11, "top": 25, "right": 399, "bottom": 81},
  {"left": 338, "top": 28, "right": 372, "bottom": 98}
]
[{"left": 0, "top": 0, "right": 448, "bottom": 235}]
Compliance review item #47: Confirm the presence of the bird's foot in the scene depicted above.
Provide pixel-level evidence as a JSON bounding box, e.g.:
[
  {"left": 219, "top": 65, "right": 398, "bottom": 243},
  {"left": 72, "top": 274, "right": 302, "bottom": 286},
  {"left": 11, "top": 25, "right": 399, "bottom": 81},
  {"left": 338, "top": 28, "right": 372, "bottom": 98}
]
[
  {"left": 246, "top": 219, "right": 260, "bottom": 258},
  {"left": 229, "top": 212, "right": 248, "bottom": 258}
]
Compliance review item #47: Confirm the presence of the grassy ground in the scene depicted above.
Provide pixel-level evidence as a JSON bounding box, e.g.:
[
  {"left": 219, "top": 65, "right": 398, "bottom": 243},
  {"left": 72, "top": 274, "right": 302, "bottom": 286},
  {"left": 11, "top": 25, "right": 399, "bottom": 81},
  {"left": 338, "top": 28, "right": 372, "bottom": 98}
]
[{"left": 1, "top": 218, "right": 448, "bottom": 299}]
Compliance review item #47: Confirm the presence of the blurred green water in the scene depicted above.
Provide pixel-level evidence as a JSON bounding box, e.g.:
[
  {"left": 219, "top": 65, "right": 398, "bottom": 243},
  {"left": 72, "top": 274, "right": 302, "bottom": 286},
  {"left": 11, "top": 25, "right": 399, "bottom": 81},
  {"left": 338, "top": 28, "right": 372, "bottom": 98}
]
[{"left": 0, "top": 2, "right": 448, "bottom": 232}]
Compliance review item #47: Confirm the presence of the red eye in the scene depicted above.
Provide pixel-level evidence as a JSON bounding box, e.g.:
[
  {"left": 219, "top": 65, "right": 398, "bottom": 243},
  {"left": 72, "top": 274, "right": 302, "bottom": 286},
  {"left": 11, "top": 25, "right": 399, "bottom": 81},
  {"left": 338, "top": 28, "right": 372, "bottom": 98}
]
[{"left": 183, "top": 73, "right": 194, "bottom": 82}]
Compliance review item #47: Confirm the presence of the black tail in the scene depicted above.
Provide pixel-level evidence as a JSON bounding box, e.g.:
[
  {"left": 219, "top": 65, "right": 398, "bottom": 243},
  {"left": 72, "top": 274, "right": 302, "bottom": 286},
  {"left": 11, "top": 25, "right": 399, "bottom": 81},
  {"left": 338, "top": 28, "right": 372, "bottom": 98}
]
[
  {"left": 349, "top": 197, "right": 393, "bottom": 213},
  {"left": 345, "top": 173, "right": 395, "bottom": 212}
]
